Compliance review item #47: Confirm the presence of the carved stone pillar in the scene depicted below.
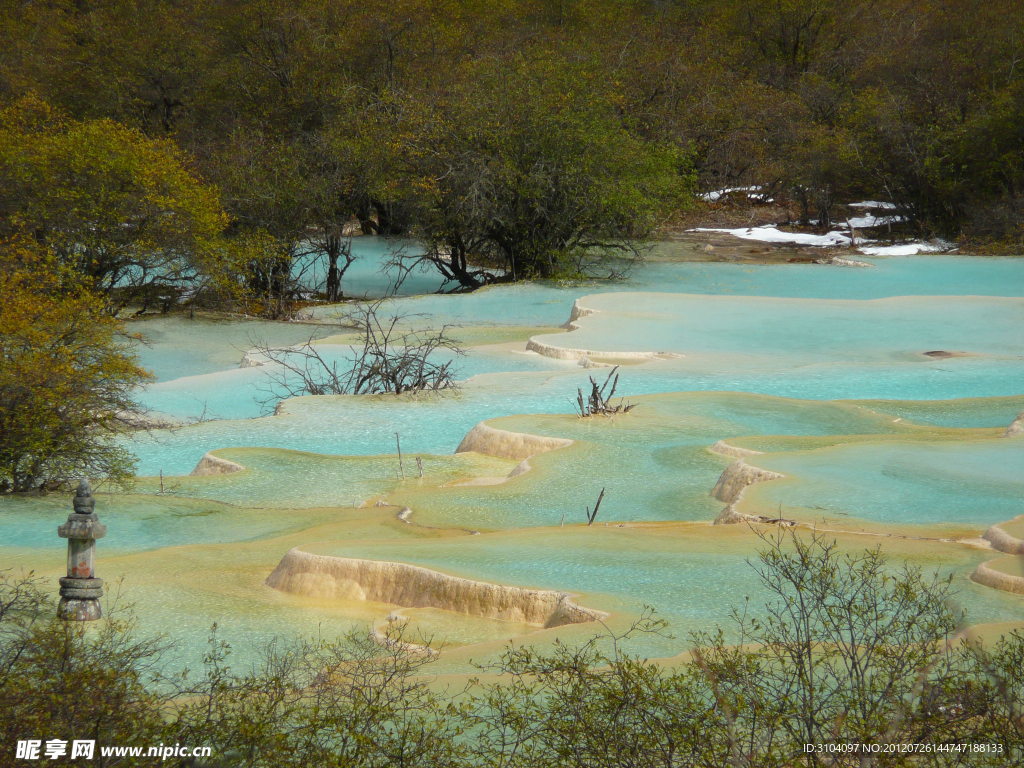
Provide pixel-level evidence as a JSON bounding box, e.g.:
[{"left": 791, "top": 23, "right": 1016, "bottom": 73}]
[{"left": 57, "top": 480, "right": 106, "bottom": 621}]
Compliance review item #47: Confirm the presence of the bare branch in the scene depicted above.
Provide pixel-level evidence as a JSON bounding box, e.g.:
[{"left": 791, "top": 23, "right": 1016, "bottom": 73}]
[
  {"left": 253, "top": 301, "right": 463, "bottom": 411},
  {"left": 574, "top": 366, "right": 637, "bottom": 417}
]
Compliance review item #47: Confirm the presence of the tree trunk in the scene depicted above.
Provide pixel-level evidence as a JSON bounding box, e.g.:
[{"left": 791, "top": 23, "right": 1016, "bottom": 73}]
[
  {"left": 445, "top": 242, "right": 483, "bottom": 290},
  {"left": 325, "top": 234, "right": 341, "bottom": 302},
  {"left": 356, "top": 200, "right": 378, "bottom": 235},
  {"left": 372, "top": 199, "right": 409, "bottom": 236},
  {"left": 375, "top": 200, "right": 396, "bottom": 235}
]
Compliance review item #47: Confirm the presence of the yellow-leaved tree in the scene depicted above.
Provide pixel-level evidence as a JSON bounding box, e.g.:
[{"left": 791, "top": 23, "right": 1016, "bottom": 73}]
[
  {"left": 0, "top": 236, "right": 151, "bottom": 493},
  {"left": 0, "top": 95, "right": 228, "bottom": 312}
]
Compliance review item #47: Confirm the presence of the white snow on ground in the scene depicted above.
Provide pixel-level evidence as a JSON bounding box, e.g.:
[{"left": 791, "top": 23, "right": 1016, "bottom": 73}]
[
  {"left": 691, "top": 197, "right": 953, "bottom": 257},
  {"left": 858, "top": 240, "right": 953, "bottom": 256},
  {"left": 690, "top": 225, "right": 954, "bottom": 257},
  {"left": 849, "top": 200, "right": 898, "bottom": 209},
  {"left": 691, "top": 226, "right": 852, "bottom": 247},
  {"left": 846, "top": 215, "right": 904, "bottom": 228},
  {"left": 699, "top": 186, "right": 771, "bottom": 203}
]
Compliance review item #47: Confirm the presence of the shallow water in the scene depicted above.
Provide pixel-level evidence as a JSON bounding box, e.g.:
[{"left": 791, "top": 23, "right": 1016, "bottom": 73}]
[
  {"left": 748, "top": 437, "right": 1024, "bottom": 526},
  {"left": 307, "top": 248, "right": 1024, "bottom": 326},
  {"left": 304, "top": 525, "right": 1024, "bottom": 662},
  {"left": 10, "top": 247, "right": 1024, "bottom": 670},
  {"left": 126, "top": 250, "right": 1024, "bottom": 444},
  {"left": 539, "top": 293, "right": 1024, "bottom": 360},
  {"left": 129, "top": 354, "right": 1024, "bottom": 478}
]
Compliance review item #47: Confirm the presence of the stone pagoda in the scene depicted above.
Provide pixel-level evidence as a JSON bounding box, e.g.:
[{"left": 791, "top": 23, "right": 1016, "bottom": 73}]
[{"left": 57, "top": 480, "right": 107, "bottom": 621}]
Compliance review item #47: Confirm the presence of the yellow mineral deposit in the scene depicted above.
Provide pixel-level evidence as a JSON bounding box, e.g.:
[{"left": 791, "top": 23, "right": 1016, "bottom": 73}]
[{"left": 6, "top": 251, "right": 1024, "bottom": 671}]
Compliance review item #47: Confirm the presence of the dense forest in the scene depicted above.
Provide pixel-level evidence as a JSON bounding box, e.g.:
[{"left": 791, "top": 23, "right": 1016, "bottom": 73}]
[
  {"left": 1, "top": 0, "right": 1022, "bottom": 491},
  {"left": 1, "top": 0, "right": 1022, "bottom": 309}
]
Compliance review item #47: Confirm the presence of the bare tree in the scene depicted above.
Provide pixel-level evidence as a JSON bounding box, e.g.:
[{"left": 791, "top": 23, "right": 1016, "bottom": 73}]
[
  {"left": 575, "top": 366, "right": 637, "bottom": 417},
  {"left": 386, "top": 241, "right": 501, "bottom": 294},
  {"left": 691, "top": 530, "right": 969, "bottom": 766},
  {"left": 254, "top": 301, "right": 463, "bottom": 410},
  {"left": 317, "top": 233, "right": 356, "bottom": 302}
]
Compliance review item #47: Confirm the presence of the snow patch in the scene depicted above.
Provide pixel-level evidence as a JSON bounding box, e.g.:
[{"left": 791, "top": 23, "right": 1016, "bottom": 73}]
[
  {"left": 857, "top": 240, "right": 953, "bottom": 256},
  {"left": 810, "top": 215, "right": 904, "bottom": 228},
  {"left": 846, "top": 215, "right": 905, "bottom": 228},
  {"left": 699, "top": 186, "right": 772, "bottom": 203},
  {"left": 691, "top": 226, "right": 852, "bottom": 247}
]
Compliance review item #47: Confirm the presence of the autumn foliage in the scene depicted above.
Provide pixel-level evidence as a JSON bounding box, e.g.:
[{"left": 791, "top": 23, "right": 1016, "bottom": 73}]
[{"left": 0, "top": 238, "right": 150, "bottom": 493}]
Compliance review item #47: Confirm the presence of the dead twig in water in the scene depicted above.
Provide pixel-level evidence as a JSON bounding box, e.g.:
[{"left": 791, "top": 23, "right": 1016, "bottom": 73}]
[
  {"left": 586, "top": 488, "right": 606, "bottom": 525},
  {"left": 575, "top": 366, "right": 637, "bottom": 417}
]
